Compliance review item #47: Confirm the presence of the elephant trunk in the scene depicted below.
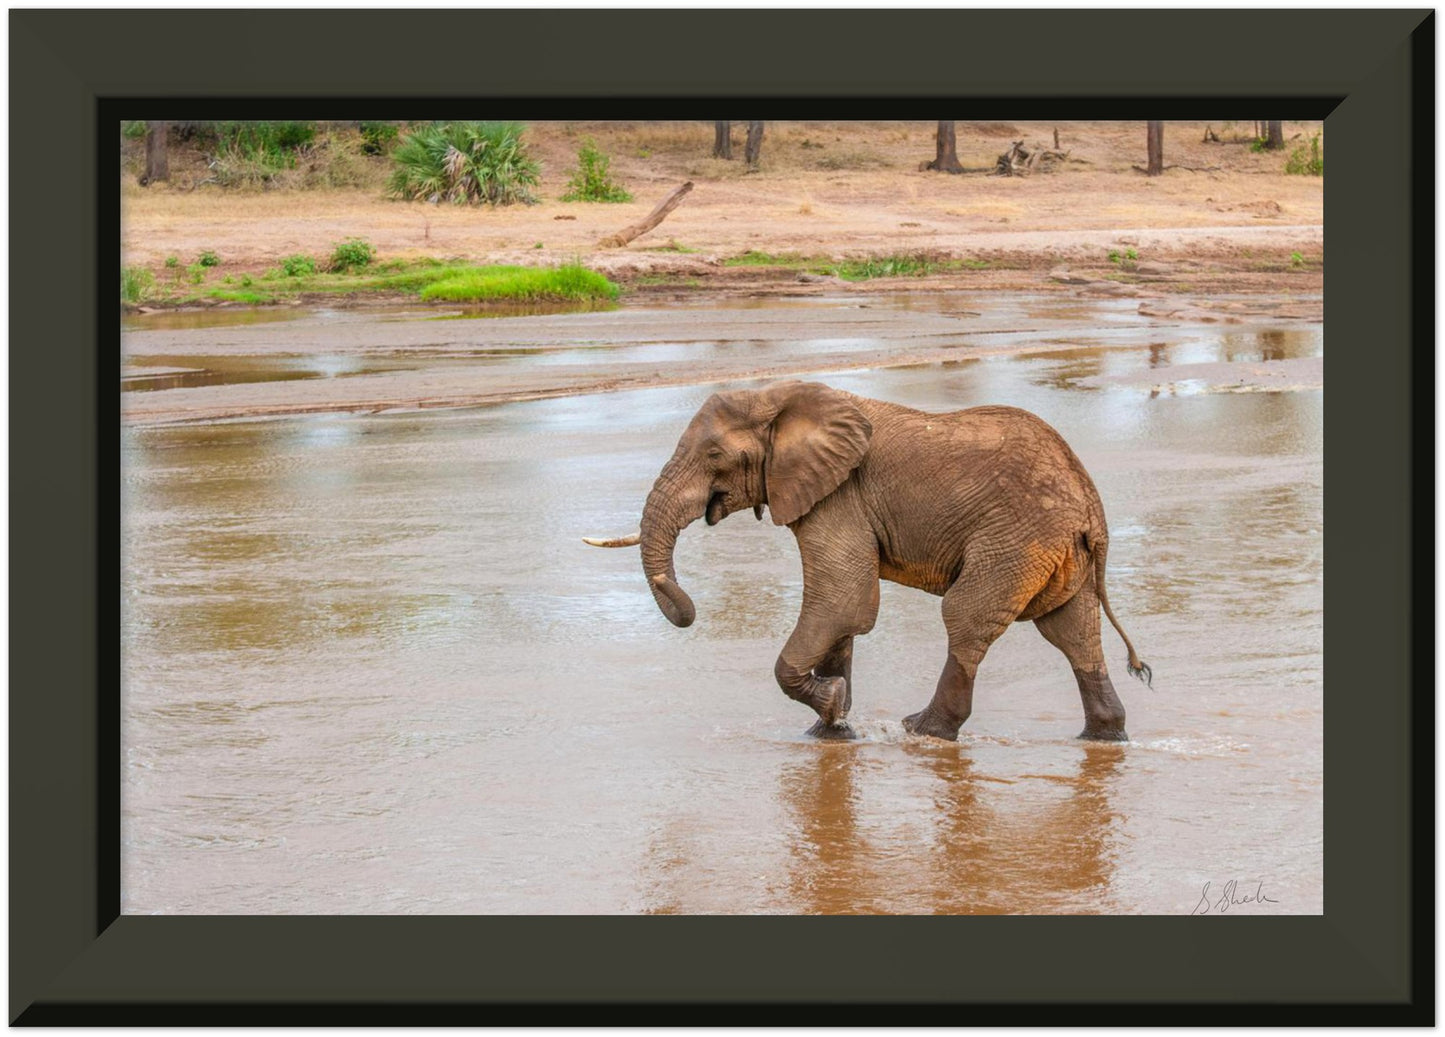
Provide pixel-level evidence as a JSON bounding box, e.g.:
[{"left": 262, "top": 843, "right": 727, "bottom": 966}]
[{"left": 639, "top": 454, "right": 705, "bottom": 628}]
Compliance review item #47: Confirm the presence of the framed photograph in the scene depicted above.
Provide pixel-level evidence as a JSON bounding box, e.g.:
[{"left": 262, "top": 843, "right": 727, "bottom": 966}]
[{"left": 10, "top": 8, "right": 1430, "bottom": 1024}]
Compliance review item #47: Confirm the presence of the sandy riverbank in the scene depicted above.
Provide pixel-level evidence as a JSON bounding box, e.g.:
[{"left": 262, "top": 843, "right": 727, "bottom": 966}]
[{"left": 121, "top": 120, "right": 1323, "bottom": 304}]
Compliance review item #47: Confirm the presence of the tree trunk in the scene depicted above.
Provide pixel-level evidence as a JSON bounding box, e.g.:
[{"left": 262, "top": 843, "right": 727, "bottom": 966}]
[
  {"left": 141, "top": 121, "right": 169, "bottom": 186},
  {"left": 1146, "top": 121, "right": 1164, "bottom": 176},
  {"left": 1265, "top": 120, "right": 1284, "bottom": 150},
  {"left": 713, "top": 121, "right": 732, "bottom": 160},
  {"left": 926, "top": 120, "right": 964, "bottom": 173},
  {"left": 745, "top": 121, "right": 764, "bottom": 169}
]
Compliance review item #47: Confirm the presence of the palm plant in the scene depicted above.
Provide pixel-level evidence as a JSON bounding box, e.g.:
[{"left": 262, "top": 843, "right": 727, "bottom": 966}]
[{"left": 387, "top": 121, "right": 540, "bottom": 205}]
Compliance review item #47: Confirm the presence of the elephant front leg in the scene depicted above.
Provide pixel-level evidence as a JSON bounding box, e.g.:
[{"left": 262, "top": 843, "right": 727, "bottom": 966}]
[{"left": 776, "top": 519, "right": 879, "bottom": 738}]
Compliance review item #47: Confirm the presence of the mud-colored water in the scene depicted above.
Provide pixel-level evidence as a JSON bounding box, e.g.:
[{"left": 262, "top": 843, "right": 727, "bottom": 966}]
[{"left": 121, "top": 294, "right": 1322, "bottom": 914}]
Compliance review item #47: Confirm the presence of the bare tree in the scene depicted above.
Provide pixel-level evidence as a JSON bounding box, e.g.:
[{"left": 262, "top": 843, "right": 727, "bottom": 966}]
[
  {"left": 140, "top": 120, "right": 169, "bottom": 186},
  {"left": 1265, "top": 120, "right": 1284, "bottom": 150},
  {"left": 713, "top": 121, "right": 732, "bottom": 159},
  {"left": 926, "top": 120, "right": 964, "bottom": 173},
  {"left": 1146, "top": 121, "right": 1163, "bottom": 176},
  {"left": 744, "top": 121, "right": 764, "bottom": 169}
]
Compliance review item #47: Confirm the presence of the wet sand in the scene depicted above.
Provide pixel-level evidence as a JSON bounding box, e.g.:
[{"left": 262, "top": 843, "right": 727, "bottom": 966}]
[
  {"left": 121, "top": 291, "right": 1321, "bottom": 425},
  {"left": 121, "top": 291, "right": 1323, "bottom": 914}
]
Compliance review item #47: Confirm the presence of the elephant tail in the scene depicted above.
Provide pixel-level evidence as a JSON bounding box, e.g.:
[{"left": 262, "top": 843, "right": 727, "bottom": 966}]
[{"left": 1088, "top": 532, "right": 1152, "bottom": 688}]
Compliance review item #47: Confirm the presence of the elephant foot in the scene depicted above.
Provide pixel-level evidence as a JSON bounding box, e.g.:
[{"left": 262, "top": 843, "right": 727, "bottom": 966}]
[
  {"left": 807, "top": 675, "right": 848, "bottom": 727},
  {"left": 902, "top": 707, "right": 962, "bottom": 742},
  {"left": 806, "top": 717, "right": 858, "bottom": 741},
  {"left": 1078, "top": 724, "right": 1129, "bottom": 742}
]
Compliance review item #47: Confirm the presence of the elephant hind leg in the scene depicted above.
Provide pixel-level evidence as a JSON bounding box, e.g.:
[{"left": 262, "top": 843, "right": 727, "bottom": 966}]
[
  {"left": 903, "top": 567, "right": 1022, "bottom": 741},
  {"left": 1034, "top": 581, "right": 1129, "bottom": 741}
]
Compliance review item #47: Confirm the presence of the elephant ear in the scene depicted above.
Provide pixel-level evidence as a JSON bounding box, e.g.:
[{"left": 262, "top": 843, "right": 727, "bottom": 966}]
[{"left": 759, "top": 381, "right": 872, "bottom": 526}]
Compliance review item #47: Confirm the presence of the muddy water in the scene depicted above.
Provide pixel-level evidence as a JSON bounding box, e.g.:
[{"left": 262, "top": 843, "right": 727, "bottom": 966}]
[{"left": 121, "top": 295, "right": 1322, "bottom": 914}]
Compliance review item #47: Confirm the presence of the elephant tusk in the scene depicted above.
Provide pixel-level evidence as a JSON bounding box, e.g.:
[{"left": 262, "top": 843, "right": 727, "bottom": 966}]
[{"left": 582, "top": 532, "right": 641, "bottom": 548}]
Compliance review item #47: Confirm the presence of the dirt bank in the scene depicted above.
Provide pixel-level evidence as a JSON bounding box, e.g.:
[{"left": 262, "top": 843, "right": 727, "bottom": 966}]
[{"left": 121, "top": 120, "right": 1324, "bottom": 303}]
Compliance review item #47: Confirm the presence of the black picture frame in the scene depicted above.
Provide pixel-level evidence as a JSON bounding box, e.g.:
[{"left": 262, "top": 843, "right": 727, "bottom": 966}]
[{"left": 9, "top": 8, "right": 1432, "bottom": 1025}]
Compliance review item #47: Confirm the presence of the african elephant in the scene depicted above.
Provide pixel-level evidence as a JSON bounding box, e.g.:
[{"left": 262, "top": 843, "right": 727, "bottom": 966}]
[{"left": 586, "top": 380, "right": 1150, "bottom": 741}]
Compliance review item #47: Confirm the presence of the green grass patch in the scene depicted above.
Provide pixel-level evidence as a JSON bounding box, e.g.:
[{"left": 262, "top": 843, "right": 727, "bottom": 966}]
[
  {"left": 419, "top": 263, "right": 619, "bottom": 303},
  {"left": 830, "top": 253, "right": 941, "bottom": 281},
  {"left": 167, "top": 257, "right": 616, "bottom": 307},
  {"left": 723, "top": 249, "right": 816, "bottom": 268},
  {"left": 205, "top": 291, "right": 275, "bottom": 304},
  {"left": 121, "top": 266, "right": 154, "bottom": 304}
]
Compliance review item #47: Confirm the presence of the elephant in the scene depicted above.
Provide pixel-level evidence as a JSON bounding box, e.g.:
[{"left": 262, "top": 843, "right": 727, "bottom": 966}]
[{"left": 585, "top": 380, "right": 1151, "bottom": 741}]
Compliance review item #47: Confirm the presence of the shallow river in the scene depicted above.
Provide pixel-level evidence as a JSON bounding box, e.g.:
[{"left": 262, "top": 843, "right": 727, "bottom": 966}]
[{"left": 121, "top": 293, "right": 1322, "bottom": 914}]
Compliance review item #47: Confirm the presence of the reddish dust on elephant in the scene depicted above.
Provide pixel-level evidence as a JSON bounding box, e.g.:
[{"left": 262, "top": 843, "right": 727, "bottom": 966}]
[{"left": 587, "top": 380, "right": 1150, "bottom": 742}]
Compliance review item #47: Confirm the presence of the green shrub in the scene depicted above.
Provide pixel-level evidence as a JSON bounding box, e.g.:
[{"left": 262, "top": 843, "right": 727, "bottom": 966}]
[
  {"left": 215, "top": 121, "right": 315, "bottom": 160},
  {"left": 329, "top": 238, "right": 375, "bottom": 272},
  {"left": 164, "top": 255, "right": 180, "bottom": 269},
  {"left": 359, "top": 121, "right": 400, "bottom": 155},
  {"left": 282, "top": 254, "right": 318, "bottom": 277},
  {"left": 187, "top": 264, "right": 206, "bottom": 284},
  {"left": 388, "top": 121, "right": 540, "bottom": 205},
  {"left": 121, "top": 266, "right": 154, "bottom": 303},
  {"left": 122, "top": 121, "right": 147, "bottom": 140},
  {"left": 190, "top": 122, "right": 317, "bottom": 187},
  {"left": 198, "top": 250, "right": 220, "bottom": 267},
  {"left": 1285, "top": 133, "right": 1324, "bottom": 176},
  {"left": 561, "top": 138, "right": 632, "bottom": 202}
]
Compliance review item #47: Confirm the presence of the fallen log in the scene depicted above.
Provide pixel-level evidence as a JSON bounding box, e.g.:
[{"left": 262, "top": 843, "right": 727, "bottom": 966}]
[
  {"left": 597, "top": 181, "right": 694, "bottom": 248},
  {"left": 994, "top": 141, "right": 1069, "bottom": 177}
]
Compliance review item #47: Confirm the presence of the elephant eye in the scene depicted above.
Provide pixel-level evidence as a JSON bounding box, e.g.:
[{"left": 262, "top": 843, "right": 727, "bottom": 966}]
[{"left": 706, "top": 446, "right": 725, "bottom": 461}]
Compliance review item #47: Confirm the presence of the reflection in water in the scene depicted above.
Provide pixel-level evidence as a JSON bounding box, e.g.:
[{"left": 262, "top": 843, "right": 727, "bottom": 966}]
[
  {"left": 777, "top": 745, "right": 879, "bottom": 914},
  {"left": 122, "top": 354, "right": 410, "bottom": 393},
  {"left": 428, "top": 299, "right": 620, "bottom": 321},
  {"left": 770, "top": 742, "right": 1123, "bottom": 914},
  {"left": 121, "top": 307, "right": 309, "bottom": 333},
  {"left": 122, "top": 293, "right": 1322, "bottom": 915},
  {"left": 1220, "top": 328, "right": 1312, "bottom": 363},
  {"left": 924, "top": 744, "right": 1123, "bottom": 914}
]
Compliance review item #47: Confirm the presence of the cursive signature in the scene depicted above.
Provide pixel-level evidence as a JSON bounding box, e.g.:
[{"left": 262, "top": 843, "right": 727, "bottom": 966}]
[{"left": 1191, "top": 879, "right": 1279, "bottom": 915}]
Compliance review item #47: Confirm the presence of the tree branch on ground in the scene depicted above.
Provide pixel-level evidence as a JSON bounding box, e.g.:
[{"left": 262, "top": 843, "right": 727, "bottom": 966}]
[{"left": 596, "top": 181, "right": 695, "bottom": 248}]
